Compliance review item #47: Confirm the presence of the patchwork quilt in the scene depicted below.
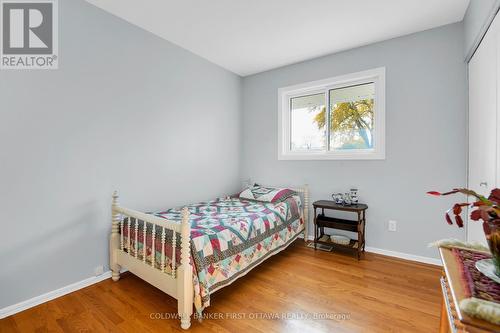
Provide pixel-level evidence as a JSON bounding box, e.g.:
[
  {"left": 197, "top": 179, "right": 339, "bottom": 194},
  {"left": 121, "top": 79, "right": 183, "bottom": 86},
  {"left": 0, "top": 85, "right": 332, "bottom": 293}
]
[{"left": 123, "top": 195, "right": 304, "bottom": 314}]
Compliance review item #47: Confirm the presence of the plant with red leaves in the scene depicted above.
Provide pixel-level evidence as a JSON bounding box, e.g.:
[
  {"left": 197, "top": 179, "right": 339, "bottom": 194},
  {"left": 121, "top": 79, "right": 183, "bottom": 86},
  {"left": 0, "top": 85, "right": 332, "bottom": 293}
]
[
  {"left": 429, "top": 188, "right": 500, "bottom": 275},
  {"left": 427, "top": 188, "right": 500, "bottom": 228}
]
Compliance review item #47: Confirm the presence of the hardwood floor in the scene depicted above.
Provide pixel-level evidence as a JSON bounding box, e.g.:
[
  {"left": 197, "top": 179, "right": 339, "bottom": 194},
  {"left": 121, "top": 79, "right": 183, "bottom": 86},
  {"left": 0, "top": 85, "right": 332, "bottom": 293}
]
[{"left": 0, "top": 241, "right": 442, "bottom": 333}]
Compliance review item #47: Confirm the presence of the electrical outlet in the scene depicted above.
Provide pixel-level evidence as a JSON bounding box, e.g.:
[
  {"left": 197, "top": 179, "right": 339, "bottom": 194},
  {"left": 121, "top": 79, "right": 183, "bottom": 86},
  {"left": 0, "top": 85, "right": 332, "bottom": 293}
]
[
  {"left": 388, "top": 220, "right": 397, "bottom": 232},
  {"left": 94, "top": 265, "right": 104, "bottom": 276}
]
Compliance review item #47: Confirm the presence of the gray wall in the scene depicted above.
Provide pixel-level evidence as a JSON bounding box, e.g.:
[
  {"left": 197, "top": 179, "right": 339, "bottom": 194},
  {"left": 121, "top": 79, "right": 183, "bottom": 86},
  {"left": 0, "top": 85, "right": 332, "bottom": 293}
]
[
  {"left": 464, "top": 0, "right": 500, "bottom": 57},
  {"left": 241, "top": 23, "right": 467, "bottom": 259},
  {"left": 0, "top": 0, "right": 241, "bottom": 308}
]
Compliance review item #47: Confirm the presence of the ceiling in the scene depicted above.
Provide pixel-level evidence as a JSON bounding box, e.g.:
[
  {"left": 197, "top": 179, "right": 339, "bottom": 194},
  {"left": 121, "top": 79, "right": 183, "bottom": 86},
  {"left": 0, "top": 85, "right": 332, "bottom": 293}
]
[{"left": 86, "top": 0, "right": 470, "bottom": 76}]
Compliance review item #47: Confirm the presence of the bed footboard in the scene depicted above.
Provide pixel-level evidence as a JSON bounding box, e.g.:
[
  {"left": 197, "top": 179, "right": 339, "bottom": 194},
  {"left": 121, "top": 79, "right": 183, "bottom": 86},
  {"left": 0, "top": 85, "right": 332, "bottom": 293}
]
[{"left": 109, "top": 191, "right": 193, "bottom": 330}]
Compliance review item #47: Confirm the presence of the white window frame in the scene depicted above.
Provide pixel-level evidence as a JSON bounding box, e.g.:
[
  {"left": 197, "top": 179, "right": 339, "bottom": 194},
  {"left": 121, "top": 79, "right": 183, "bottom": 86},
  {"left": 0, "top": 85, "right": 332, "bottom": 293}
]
[{"left": 278, "top": 67, "right": 386, "bottom": 160}]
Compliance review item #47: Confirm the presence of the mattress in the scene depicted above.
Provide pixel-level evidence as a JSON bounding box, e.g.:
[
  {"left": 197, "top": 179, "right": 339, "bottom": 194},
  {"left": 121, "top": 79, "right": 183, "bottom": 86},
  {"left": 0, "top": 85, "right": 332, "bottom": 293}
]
[{"left": 122, "top": 195, "right": 304, "bottom": 314}]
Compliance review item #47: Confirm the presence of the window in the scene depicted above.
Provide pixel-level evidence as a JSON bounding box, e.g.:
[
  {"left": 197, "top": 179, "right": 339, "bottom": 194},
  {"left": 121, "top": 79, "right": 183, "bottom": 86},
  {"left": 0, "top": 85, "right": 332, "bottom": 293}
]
[{"left": 278, "top": 68, "right": 385, "bottom": 160}]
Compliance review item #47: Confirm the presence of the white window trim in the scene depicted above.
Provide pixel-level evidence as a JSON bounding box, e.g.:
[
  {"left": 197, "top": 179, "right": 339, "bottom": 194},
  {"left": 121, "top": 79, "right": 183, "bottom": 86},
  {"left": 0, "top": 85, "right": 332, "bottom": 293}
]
[{"left": 278, "top": 67, "right": 386, "bottom": 160}]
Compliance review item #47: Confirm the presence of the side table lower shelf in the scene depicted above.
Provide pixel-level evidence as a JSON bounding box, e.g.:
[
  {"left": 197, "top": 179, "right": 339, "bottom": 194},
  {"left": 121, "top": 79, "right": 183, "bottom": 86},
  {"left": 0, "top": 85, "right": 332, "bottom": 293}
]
[{"left": 314, "top": 234, "right": 362, "bottom": 259}]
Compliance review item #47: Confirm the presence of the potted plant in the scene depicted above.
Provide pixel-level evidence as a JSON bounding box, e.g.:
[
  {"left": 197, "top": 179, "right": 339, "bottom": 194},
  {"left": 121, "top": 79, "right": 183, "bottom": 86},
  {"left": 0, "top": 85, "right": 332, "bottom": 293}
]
[{"left": 428, "top": 188, "right": 500, "bottom": 277}]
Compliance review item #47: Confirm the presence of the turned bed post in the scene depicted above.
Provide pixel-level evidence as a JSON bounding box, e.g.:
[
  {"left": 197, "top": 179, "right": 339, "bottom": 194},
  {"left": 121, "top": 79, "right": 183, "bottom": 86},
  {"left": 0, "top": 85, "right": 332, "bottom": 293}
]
[
  {"left": 110, "top": 191, "right": 121, "bottom": 281},
  {"left": 177, "top": 207, "right": 193, "bottom": 330},
  {"left": 303, "top": 184, "right": 309, "bottom": 244}
]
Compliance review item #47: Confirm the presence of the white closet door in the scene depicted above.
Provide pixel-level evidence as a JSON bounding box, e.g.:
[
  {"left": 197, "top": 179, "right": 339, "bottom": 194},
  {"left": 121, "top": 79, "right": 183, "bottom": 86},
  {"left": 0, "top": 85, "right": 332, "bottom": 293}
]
[{"left": 467, "top": 13, "right": 500, "bottom": 245}]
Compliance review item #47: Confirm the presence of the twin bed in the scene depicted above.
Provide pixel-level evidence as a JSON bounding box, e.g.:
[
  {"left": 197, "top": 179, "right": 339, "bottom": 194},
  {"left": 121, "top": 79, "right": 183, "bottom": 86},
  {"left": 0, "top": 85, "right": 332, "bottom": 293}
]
[{"left": 109, "top": 185, "right": 309, "bottom": 329}]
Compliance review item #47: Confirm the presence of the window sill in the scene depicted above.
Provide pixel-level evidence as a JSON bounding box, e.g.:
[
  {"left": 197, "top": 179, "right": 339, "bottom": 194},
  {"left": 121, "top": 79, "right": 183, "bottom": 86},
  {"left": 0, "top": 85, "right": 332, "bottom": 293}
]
[{"left": 277, "top": 150, "right": 385, "bottom": 160}]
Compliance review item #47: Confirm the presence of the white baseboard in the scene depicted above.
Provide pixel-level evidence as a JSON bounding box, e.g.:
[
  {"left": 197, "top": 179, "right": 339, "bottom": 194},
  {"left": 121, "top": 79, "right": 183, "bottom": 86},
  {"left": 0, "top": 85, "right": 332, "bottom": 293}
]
[
  {"left": 0, "top": 271, "right": 113, "bottom": 319},
  {"left": 364, "top": 246, "right": 441, "bottom": 266},
  {"left": 300, "top": 234, "right": 441, "bottom": 266}
]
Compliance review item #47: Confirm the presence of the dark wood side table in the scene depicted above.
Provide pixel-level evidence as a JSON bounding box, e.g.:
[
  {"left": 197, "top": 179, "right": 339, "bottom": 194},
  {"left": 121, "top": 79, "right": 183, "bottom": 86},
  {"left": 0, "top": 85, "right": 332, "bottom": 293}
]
[{"left": 313, "top": 200, "right": 368, "bottom": 260}]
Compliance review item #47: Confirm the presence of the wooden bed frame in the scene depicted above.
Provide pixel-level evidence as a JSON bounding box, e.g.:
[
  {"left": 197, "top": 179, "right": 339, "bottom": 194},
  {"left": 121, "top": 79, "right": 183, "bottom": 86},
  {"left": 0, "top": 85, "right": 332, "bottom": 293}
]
[{"left": 109, "top": 185, "right": 309, "bottom": 330}]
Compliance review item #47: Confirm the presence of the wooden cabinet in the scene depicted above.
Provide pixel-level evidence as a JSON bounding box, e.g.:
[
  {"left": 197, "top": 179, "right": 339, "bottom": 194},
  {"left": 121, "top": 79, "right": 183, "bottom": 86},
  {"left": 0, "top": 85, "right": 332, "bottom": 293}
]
[{"left": 439, "top": 247, "right": 500, "bottom": 333}]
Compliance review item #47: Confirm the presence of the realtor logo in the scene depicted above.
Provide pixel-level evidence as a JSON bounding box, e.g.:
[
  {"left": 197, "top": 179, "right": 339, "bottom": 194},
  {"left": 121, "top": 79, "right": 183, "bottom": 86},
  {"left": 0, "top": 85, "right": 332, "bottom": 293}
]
[{"left": 1, "top": 0, "right": 58, "bottom": 69}]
